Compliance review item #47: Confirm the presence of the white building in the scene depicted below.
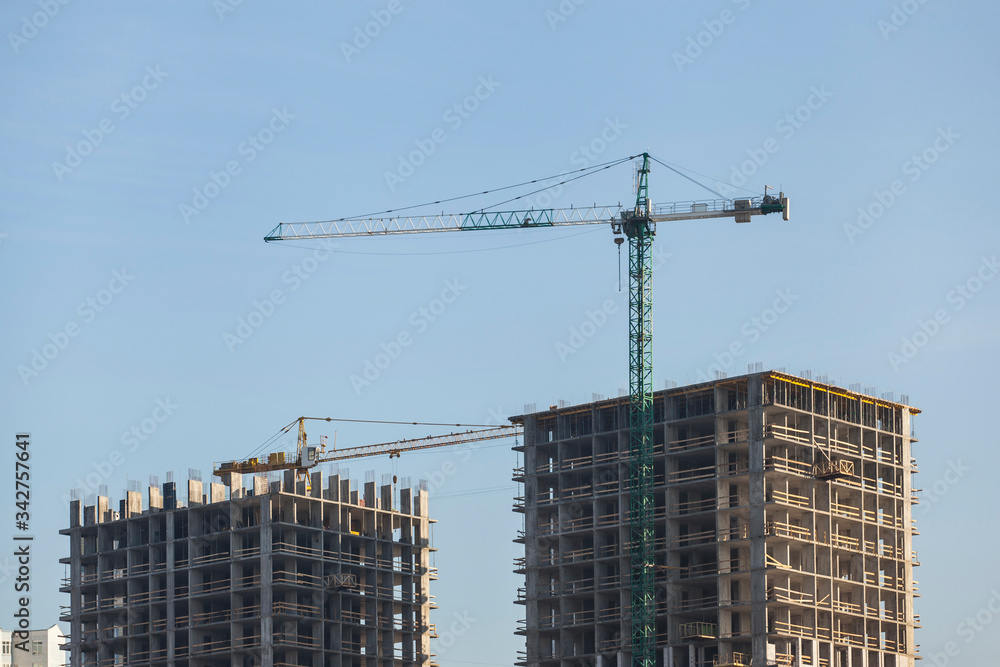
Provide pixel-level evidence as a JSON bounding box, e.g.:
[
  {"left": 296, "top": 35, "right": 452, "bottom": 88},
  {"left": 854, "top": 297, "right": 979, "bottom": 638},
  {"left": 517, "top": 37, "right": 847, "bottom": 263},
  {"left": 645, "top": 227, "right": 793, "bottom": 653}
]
[{"left": 0, "top": 624, "right": 64, "bottom": 667}]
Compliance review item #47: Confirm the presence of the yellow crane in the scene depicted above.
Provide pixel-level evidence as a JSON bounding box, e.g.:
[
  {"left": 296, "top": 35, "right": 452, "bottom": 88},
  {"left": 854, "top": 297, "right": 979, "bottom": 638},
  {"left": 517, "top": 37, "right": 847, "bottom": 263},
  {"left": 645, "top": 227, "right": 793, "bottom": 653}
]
[{"left": 213, "top": 416, "right": 520, "bottom": 481}]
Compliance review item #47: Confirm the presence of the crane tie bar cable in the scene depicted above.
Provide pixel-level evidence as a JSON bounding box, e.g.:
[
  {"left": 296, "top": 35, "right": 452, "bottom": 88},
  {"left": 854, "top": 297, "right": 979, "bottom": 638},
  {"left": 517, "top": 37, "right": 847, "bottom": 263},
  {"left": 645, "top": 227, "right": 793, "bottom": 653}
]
[
  {"left": 648, "top": 154, "right": 731, "bottom": 202},
  {"left": 295, "top": 154, "right": 642, "bottom": 224},
  {"left": 282, "top": 417, "right": 512, "bottom": 430},
  {"left": 242, "top": 417, "right": 515, "bottom": 460}
]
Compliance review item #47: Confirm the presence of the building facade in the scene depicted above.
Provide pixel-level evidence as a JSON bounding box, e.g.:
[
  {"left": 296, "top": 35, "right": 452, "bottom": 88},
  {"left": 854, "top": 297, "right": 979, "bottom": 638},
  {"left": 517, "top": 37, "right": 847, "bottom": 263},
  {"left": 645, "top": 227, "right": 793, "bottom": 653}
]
[
  {"left": 61, "top": 472, "right": 436, "bottom": 667},
  {"left": 0, "top": 624, "right": 64, "bottom": 667},
  {"left": 513, "top": 371, "right": 919, "bottom": 667}
]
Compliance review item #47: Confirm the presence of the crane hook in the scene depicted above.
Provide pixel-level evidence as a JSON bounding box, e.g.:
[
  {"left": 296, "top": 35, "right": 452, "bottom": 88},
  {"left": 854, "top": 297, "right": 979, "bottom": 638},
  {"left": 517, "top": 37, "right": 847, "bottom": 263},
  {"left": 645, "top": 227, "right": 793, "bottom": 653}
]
[{"left": 614, "top": 235, "right": 624, "bottom": 291}]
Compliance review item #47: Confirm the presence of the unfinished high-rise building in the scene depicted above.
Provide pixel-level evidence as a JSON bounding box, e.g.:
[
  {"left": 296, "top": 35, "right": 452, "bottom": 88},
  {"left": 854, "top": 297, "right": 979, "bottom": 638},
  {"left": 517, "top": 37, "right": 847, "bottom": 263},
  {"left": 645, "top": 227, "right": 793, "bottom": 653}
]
[
  {"left": 513, "top": 370, "right": 920, "bottom": 667},
  {"left": 60, "top": 470, "right": 437, "bottom": 667}
]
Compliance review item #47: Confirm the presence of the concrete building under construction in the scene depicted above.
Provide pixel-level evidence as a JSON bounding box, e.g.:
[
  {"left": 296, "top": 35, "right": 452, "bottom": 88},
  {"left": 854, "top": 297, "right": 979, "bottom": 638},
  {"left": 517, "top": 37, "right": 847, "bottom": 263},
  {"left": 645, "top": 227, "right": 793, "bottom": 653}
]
[
  {"left": 60, "top": 470, "right": 436, "bottom": 667},
  {"left": 513, "top": 370, "right": 920, "bottom": 667}
]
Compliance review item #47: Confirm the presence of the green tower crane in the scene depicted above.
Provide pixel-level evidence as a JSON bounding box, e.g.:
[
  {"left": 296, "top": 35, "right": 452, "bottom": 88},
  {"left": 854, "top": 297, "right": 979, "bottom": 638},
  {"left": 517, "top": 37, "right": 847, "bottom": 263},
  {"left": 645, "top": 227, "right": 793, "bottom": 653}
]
[{"left": 265, "top": 153, "right": 789, "bottom": 666}]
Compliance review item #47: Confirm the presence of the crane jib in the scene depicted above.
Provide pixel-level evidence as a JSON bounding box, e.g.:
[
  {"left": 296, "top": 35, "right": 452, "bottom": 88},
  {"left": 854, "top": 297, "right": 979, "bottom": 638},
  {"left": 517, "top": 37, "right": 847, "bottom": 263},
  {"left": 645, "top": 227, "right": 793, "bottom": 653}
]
[
  {"left": 459, "top": 209, "right": 556, "bottom": 230},
  {"left": 263, "top": 199, "right": 789, "bottom": 242}
]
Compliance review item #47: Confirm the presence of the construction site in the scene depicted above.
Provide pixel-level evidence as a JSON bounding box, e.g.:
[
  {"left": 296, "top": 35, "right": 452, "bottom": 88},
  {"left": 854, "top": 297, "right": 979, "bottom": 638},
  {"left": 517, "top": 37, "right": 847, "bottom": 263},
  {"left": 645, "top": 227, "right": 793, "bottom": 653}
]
[
  {"left": 58, "top": 155, "right": 920, "bottom": 666},
  {"left": 59, "top": 369, "right": 921, "bottom": 667}
]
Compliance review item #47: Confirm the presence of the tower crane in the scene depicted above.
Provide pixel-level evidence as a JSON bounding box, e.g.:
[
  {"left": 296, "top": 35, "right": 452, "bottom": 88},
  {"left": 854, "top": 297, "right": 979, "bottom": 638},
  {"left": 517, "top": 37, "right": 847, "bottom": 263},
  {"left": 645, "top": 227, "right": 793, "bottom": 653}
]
[
  {"left": 264, "top": 152, "right": 790, "bottom": 666},
  {"left": 213, "top": 416, "right": 521, "bottom": 480}
]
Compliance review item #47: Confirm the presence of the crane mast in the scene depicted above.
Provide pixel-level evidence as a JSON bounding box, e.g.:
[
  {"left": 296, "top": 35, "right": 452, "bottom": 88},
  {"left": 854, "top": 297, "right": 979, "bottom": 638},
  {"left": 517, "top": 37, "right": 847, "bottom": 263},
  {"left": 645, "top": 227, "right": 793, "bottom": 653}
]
[
  {"left": 625, "top": 153, "right": 656, "bottom": 664},
  {"left": 264, "top": 153, "right": 789, "bottom": 666}
]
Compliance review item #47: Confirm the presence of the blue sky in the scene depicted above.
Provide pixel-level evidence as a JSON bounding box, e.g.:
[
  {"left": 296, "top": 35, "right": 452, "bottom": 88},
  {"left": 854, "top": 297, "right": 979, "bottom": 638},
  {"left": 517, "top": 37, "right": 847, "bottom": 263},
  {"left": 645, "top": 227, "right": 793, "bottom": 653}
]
[{"left": 2, "top": 2, "right": 999, "bottom": 664}]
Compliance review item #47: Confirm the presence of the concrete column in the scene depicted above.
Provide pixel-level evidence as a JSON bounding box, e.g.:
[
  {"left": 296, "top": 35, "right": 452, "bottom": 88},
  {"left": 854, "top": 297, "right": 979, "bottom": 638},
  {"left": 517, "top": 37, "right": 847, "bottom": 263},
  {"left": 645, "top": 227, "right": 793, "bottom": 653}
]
[
  {"left": 795, "top": 638, "right": 803, "bottom": 667},
  {"left": 209, "top": 482, "right": 225, "bottom": 503},
  {"left": 416, "top": 488, "right": 432, "bottom": 664},
  {"left": 165, "top": 499, "right": 175, "bottom": 667},
  {"left": 523, "top": 415, "right": 540, "bottom": 666},
  {"left": 748, "top": 374, "right": 768, "bottom": 666},
  {"left": 188, "top": 479, "right": 203, "bottom": 506},
  {"left": 688, "top": 643, "right": 696, "bottom": 667},
  {"left": 163, "top": 481, "right": 177, "bottom": 510},
  {"left": 254, "top": 475, "right": 269, "bottom": 496},
  {"left": 68, "top": 500, "right": 83, "bottom": 667},
  {"left": 125, "top": 490, "right": 142, "bottom": 517},
  {"left": 148, "top": 485, "right": 162, "bottom": 511},
  {"left": 900, "top": 408, "right": 917, "bottom": 662},
  {"left": 228, "top": 471, "right": 243, "bottom": 499},
  {"left": 260, "top": 494, "right": 273, "bottom": 667}
]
